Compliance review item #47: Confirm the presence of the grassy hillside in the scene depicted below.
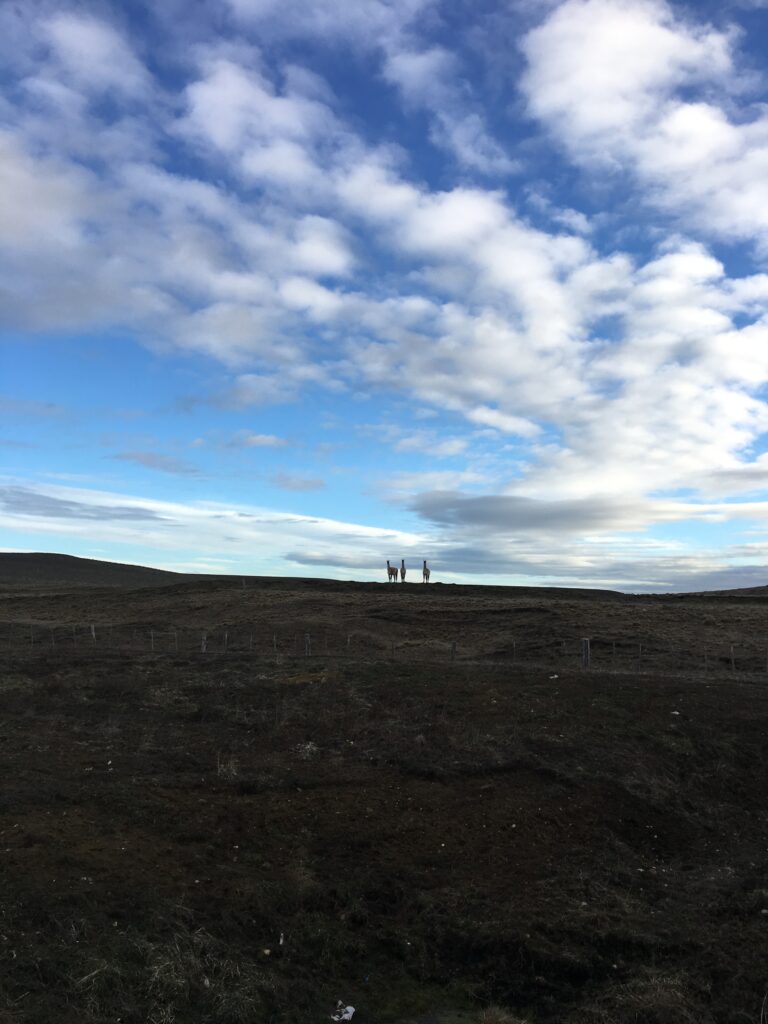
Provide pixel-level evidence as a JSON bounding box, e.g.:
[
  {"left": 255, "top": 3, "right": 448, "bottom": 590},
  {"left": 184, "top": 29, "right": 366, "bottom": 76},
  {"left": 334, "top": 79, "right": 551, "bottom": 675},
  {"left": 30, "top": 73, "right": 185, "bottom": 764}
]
[{"left": 0, "top": 552, "right": 184, "bottom": 589}]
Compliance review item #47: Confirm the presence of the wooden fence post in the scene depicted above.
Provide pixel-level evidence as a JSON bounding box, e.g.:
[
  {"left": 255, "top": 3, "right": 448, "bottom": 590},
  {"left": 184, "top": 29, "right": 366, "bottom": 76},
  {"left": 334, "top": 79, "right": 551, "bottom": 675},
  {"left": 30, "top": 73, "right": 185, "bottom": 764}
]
[{"left": 581, "top": 638, "right": 591, "bottom": 669}]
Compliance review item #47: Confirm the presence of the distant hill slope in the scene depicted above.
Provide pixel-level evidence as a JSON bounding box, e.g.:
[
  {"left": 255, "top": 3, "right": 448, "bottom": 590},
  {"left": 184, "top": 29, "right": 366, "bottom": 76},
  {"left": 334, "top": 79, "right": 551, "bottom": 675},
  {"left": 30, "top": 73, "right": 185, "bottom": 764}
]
[
  {"left": 0, "top": 553, "right": 185, "bottom": 589},
  {"left": 7, "top": 551, "right": 764, "bottom": 600},
  {"left": 0, "top": 552, "right": 629, "bottom": 600}
]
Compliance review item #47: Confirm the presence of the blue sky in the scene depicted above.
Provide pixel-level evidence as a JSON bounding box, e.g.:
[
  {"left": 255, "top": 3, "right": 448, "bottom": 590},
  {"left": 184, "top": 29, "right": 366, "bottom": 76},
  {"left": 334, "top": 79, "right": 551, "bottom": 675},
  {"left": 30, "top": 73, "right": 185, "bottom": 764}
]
[{"left": 3, "top": 0, "right": 768, "bottom": 591}]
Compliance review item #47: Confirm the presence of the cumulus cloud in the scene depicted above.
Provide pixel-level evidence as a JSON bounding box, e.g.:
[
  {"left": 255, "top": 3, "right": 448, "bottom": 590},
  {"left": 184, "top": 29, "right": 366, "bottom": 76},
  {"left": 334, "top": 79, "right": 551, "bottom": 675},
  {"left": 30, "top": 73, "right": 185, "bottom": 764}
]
[
  {"left": 42, "top": 12, "right": 151, "bottom": 97},
  {"left": 383, "top": 46, "right": 517, "bottom": 174},
  {"left": 522, "top": 0, "right": 768, "bottom": 249}
]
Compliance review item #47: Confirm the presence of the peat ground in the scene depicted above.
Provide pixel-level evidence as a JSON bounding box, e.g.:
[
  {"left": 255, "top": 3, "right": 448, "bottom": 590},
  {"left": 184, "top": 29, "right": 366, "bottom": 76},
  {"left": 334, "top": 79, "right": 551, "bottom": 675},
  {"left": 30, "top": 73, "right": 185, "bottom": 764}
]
[{"left": 1, "top": 564, "right": 767, "bottom": 1023}]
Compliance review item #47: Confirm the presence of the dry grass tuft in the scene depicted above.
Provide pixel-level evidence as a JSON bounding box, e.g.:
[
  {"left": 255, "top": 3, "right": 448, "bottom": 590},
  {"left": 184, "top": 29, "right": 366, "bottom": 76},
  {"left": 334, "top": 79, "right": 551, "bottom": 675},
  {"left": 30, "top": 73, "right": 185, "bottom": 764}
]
[
  {"left": 571, "top": 969, "right": 706, "bottom": 1023},
  {"left": 478, "top": 1006, "right": 531, "bottom": 1024}
]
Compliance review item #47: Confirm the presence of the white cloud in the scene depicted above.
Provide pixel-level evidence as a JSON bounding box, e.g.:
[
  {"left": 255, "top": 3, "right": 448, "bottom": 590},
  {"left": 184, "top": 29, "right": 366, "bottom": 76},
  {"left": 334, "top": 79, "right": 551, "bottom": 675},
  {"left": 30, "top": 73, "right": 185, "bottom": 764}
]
[
  {"left": 225, "top": 0, "right": 436, "bottom": 48},
  {"left": 0, "top": 132, "right": 96, "bottom": 251},
  {"left": 178, "top": 57, "right": 347, "bottom": 195},
  {"left": 292, "top": 216, "right": 353, "bottom": 276},
  {"left": 230, "top": 432, "right": 289, "bottom": 447},
  {"left": 42, "top": 13, "right": 150, "bottom": 96},
  {"left": 384, "top": 46, "right": 516, "bottom": 174},
  {"left": 522, "top": 0, "right": 768, "bottom": 249},
  {"left": 0, "top": 479, "right": 425, "bottom": 578}
]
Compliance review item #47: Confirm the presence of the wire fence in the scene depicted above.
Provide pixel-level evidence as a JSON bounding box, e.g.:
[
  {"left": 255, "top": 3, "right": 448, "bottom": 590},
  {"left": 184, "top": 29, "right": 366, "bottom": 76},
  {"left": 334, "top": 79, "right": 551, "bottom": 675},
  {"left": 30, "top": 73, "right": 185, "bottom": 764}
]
[{"left": 3, "top": 622, "right": 768, "bottom": 677}]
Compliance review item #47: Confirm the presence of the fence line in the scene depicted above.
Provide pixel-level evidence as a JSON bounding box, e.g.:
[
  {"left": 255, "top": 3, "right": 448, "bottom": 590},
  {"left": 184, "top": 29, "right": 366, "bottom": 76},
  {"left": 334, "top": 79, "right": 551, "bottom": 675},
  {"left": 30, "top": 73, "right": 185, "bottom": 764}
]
[{"left": 4, "top": 623, "right": 768, "bottom": 677}]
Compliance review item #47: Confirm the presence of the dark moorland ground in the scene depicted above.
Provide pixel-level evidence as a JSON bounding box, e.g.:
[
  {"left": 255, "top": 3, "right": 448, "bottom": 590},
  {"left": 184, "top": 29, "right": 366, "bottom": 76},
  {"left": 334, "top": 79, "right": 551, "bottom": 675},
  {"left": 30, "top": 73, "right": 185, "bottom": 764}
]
[{"left": 1, "top": 554, "right": 767, "bottom": 1024}]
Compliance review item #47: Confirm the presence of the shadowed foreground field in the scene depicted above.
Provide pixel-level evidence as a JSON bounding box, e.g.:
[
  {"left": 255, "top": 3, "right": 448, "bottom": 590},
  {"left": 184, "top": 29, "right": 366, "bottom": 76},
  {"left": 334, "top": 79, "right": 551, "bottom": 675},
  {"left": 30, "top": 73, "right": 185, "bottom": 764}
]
[{"left": 1, "top": 560, "right": 767, "bottom": 1023}]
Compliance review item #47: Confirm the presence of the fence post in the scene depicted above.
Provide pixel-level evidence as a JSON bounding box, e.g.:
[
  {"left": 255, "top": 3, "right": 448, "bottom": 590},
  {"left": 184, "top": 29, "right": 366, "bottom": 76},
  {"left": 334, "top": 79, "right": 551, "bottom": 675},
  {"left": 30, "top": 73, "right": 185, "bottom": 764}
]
[
  {"left": 201, "top": 632, "right": 207, "bottom": 654},
  {"left": 224, "top": 631, "right": 228, "bottom": 653},
  {"left": 150, "top": 630, "right": 155, "bottom": 652},
  {"left": 730, "top": 644, "right": 735, "bottom": 672},
  {"left": 174, "top": 630, "right": 178, "bottom": 653},
  {"left": 581, "top": 638, "right": 591, "bottom": 669},
  {"left": 305, "top": 633, "right": 311, "bottom": 657},
  {"left": 91, "top": 624, "right": 96, "bottom": 644}
]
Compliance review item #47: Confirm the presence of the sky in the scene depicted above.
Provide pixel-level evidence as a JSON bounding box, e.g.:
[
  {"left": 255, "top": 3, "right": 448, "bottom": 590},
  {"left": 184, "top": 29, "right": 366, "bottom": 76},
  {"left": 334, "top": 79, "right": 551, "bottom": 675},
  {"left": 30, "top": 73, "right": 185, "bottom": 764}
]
[{"left": 2, "top": 0, "right": 768, "bottom": 591}]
